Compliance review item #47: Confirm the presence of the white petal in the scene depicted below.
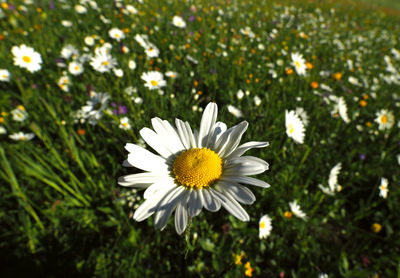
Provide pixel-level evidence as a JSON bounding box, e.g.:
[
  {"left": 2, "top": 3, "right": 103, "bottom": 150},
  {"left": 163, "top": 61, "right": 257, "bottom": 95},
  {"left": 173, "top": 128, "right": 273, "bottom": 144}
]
[
  {"left": 154, "top": 186, "right": 185, "bottom": 230},
  {"left": 151, "top": 117, "right": 185, "bottom": 154},
  {"left": 174, "top": 191, "right": 190, "bottom": 234},
  {"left": 198, "top": 102, "right": 218, "bottom": 148},
  {"left": 215, "top": 181, "right": 256, "bottom": 205},
  {"left": 211, "top": 187, "right": 250, "bottom": 221},
  {"left": 185, "top": 121, "right": 197, "bottom": 149},
  {"left": 205, "top": 121, "right": 227, "bottom": 149},
  {"left": 143, "top": 177, "right": 176, "bottom": 199},
  {"left": 202, "top": 188, "right": 221, "bottom": 211},
  {"left": 215, "top": 121, "right": 248, "bottom": 158},
  {"left": 224, "top": 156, "right": 269, "bottom": 176},
  {"left": 188, "top": 190, "right": 203, "bottom": 217},
  {"left": 175, "top": 118, "right": 191, "bottom": 150},
  {"left": 227, "top": 141, "right": 269, "bottom": 158},
  {"left": 140, "top": 127, "right": 173, "bottom": 158},
  {"left": 133, "top": 187, "right": 176, "bottom": 221},
  {"left": 221, "top": 176, "right": 270, "bottom": 188},
  {"left": 118, "top": 172, "right": 165, "bottom": 187},
  {"left": 124, "top": 143, "right": 169, "bottom": 172}
]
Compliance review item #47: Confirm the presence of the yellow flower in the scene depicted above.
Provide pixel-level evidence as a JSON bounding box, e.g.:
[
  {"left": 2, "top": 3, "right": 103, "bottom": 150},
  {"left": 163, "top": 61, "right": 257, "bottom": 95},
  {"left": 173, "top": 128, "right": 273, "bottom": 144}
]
[
  {"left": 359, "top": 100, "right": 367, "bottom": 107},
  {"left": 284, "top": 211, "right": 293, "bottom": 219},
  {"left": 244, "top": 262, "right": 254, "bottom": 277},
  {"left": 333, "top": 72, "right": 342, "bottom": 81},
  {"left": 286, "top": 68, "right": 294, "bottom": 75},
  {"left": 372, "top": 223, "right": 382, "bottom": 233},
  {"left": 310, "top": 81, "right": 319, "bottom": 89}
]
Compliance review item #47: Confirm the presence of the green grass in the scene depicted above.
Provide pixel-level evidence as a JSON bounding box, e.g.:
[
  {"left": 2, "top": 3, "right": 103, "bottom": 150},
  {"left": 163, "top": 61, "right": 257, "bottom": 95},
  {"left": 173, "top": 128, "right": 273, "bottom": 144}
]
[{"left": 0, "top": 0, "right": 399, "bottom": 277}]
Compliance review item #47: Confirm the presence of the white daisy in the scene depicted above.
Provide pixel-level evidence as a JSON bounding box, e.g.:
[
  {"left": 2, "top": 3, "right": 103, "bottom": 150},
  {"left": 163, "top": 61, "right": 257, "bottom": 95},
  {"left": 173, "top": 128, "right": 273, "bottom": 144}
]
[
  {"left": 259, "top": 214, "right": 272, "bottom": 239},
  {"left": 227, "top": 105, "right": 244, "bottom": 118},
  {"left": 119, "top": 117, "right": 131, "bottom": 130},
  {"left": 61, "top": 20, "right": 73, "bottom": 27},
  {"left": 81, "top": 92, "right": 110, "bottom": 125},
  {"left": 379, "top": 177, "right": 389, "bottom": 199},
  {"left": 375, "top": 109, "right": 395, "bottom": 130},
  {"left": 109, "top": 27, "right": 125, "bottom": 41},
  {"left": 0, "top": 69, "right": 10, "bottom": 82},
  {"left": 118, "top": 102, "right": 270, "bottom": 234},
  {"left": 319, "top": 163, "right": 342, "bottom": 195},
  {"left": 126, "top": 5, "right": 138, "bottom": 15},
  {"left": 90, "top": 46, "right": 117, "bottom": 73},
  {"left": 285, "top": 110, "right": 305, "bottom": 144},
  {"left": 291, "top": 52, "right": 307, "bottom": 76},
  {"left": 338, "top": 97, "right": 350, "bottom": 123},
  {"left": 58, "top": 75, "right": 70, "bottom": 92},
  {"left": 0, "top": 126, "right": 7, "bottom": 135},
  {"left": 128, "top": 60, "right": 136, "bottom": 70},
  {"left": 74, "top": 4, "right": 87, "bottom": 14},
  {"left": 295, "top": 107, "right": 309, "bottom": 127},
  {"left": 84, "top": 36, "right": 95, "bottom": 46},
  {"left": 9, "top": 131, "right": 35, "bottom": 141},
  {"left": 165, "top": 71, "right": 178, "bottom": 79},
  {"left": 144, "top": 44, "right": 160, "bottom": 58},
  {"left": 289, "top": 200, "right": 307, "bottom": 220},
  {"left": 11, "top": 107, "right": 28, "bottom": 122},
  {"left": 61, "top": 44, "right": 79, "bottom": 59},
  {"left": 141, "top": 71, "right": 166, "bottom": 90},
  {"left": 68, "top": 61, "right": 84, "bottom": 75},
  {"left": 172, "top": 15, "right": 186, "bottom": 28},
  {"left": 11, "top": 44, "right": 42, "bottom": 73}
]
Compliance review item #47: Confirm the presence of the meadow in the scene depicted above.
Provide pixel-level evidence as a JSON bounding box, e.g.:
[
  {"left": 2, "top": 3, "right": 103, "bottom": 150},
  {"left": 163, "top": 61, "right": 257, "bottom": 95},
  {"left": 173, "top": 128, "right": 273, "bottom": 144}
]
[{"left": 0, "top": 0, "right": 399, "bottom": 277}]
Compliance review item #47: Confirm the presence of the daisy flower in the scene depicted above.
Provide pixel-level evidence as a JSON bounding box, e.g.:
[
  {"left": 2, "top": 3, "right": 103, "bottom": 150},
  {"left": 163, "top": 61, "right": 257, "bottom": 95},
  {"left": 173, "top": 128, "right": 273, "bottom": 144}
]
[
  {"left": 0, "top": 126, "right": 7, "bottom": 135},
  {"left": 61, "top": 44, "right": 79, "bottom": 59},
  {"left": 11, "top": 107, "right": 28, "bottom": 122},
  {"left": 165, "top": 71, "right": 178, "bottom": 79},
  {"left": 141, "top": 71, "right": 166, "bottom": 90},
  {"left": 375, "top": 109, "right": 395, "bottom": 130},
  {"left": 291, "top": 52, "right": 307, "bottom": 76},
  {"left": 68, "top": 61, "right": 84, "bottom": 75},
  {"left": 172, "top": 15, "right": 186, "bottom": 28},
  {"left": 259, "top": 214, "right": 272, "bottom": 239},
  {"left": 58, "top": 75, "right": 70, "bottom": 92},
  {"left": 90, "top": 46, "right": 117, "bottom": 73},
  {"left": 118, "top": 102, "right": 270, "bottom": 234},
  {"left": 319, "top": 163, "right": 342, "bottom": 195},
  {"left": 0, "top": 69, "right": 10, "bottom": 82},
  {"left": 81, "top": 92, "right": 110, "bottom": 125},
  {"left": 144, "top": 44, "right": 160, "bottom": 58},
  {"left": 9, "top": 131, "right": 35, "bottom": 141},
  {"left": 11, "top": 44, "right": 42, "bottom": 73},
  {"left": 289, "top": 200, "right": 307, "bottom": 220},
  {"left": 295, "top": 107, "right": 309, "bottom": 127},
  {"left": 285, "top": 110, "right": 305, "bottom": 144},
  {"left": 109, "top": 27, "right": 125, "bottom": 41},
  {"left": 227, "top": 105, "right": 244, "bottom": 118},
  {"left": 119, "top": 117, "right": 131, "bottom": 130},
  {"left": 379, "top": 177, "right": 389, "bottom": 199},
  {"left": 338, "top": 97, "right": 350, "bottom": 123}
]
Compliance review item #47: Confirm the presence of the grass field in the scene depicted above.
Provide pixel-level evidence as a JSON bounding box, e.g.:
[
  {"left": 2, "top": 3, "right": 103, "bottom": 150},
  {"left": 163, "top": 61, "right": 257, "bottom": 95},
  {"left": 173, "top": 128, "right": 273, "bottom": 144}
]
[{"left": 1, "top": 0, "right": 399, "bottom": 277}]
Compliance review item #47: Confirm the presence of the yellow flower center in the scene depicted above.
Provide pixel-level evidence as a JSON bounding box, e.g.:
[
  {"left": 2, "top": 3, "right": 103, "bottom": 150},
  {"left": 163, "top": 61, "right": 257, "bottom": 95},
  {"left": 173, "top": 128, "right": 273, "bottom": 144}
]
[
  {"left": 102, "top": 61, "right": 109, "bottom": 66},
  {"left": 295, "top": 61, "right": 300, "bottom": 68},
  {"left": 381, "top": 115, "right": 388, "bottom": 124},
  {"left": 150, "top": 80, "right": 158, "bottom": 86},
  {"left": 288, "top": 124, "right": 294, "bottom": 134},
  {"left": 122, "top": 122, "right": 128, "bottom": 127},
  {"left": 259, "top": 222, "right": 265, "bottom": 229},
  {"left": 74, "top": 66, "right": 80, "bottom": 71},
  {"left": 173, "top": 148, "right": 222, "bottom": 189},
  {"left": 22, "top": 56, "right": 31, "bottom": 63}
]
